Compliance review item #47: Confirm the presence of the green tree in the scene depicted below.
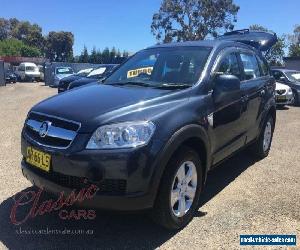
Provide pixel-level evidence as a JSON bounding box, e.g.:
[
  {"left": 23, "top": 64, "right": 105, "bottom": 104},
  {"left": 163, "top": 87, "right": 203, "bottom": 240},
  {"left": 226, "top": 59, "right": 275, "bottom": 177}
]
[
  {"left": 95, "top": 49, "right": 102, "bottom": 63},
  {"left": 0, "top": 18, "right": 10, "bottom": 40},
  {"left": 151, "top": 0, "right": 239, "bottom": 43},
  {"left": 288, "top": 25, "right": 300, "bottom": 57},
  {"left": 78, "top": 45, "right": 89, "bottom": 63},
  {"left": 9, "top": 20, "right": 45, "bottom": 49},
  {"left": 89, "top": 46, "right": 97, "bottom": 63},
  {"left": 249, "top": 24, "right": 286, "bottom": 66},
  {"left": 45, "top": 31, "right": 74, "bottom": 62},
  {"left": 109, "top": 47, "right": 117, "bottom": 63},
  {"left": 102, "top": 47, "right": 110, "bottom": 63},
  {"left": 0, "top": 38, "right": 41, "bottom": 57},
  {"left": 122, "top": 50, "right": 129, "bottom": 57}
]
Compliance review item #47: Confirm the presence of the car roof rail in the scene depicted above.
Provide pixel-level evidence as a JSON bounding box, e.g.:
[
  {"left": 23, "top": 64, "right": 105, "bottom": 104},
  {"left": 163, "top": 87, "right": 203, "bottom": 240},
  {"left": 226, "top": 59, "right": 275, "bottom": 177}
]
[{"left": 224, "top": 29, "right": 250, "bottom": 36}]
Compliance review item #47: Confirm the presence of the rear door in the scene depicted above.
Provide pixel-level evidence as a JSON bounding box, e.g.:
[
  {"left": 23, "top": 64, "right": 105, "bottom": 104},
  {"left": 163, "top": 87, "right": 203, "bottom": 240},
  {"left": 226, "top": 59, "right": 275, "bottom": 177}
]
[{"left": 237, "top": 49, "right": 271, "bottom": 143}]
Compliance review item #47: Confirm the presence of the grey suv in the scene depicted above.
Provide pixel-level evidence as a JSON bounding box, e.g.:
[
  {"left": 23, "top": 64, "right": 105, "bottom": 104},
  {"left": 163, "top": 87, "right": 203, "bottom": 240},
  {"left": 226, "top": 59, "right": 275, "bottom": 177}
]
[{"left": 21, "top": 29, "right": 277, "bottom": 230}]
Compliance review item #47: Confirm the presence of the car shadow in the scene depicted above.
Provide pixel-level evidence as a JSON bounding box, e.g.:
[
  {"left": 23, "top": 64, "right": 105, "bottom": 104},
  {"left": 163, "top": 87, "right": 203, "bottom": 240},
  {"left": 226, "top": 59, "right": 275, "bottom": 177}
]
[
  {"left": 276, "top": 105, "right": 289, "bottom": 110},
  {"left": 0, "top": 149, "right": 256, "bottom": 249}
]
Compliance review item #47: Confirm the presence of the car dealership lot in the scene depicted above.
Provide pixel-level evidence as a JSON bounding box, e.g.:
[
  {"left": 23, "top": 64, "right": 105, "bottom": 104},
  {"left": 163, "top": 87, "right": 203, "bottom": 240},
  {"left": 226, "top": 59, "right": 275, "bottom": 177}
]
[{"left": 0, "top": 83, "right": 299, "bottom": 249}]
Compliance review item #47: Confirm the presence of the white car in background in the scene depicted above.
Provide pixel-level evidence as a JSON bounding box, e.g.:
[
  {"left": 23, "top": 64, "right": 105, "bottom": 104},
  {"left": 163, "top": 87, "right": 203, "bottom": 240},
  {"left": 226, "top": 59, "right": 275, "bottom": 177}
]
[
  {"left": 16, "top": 62, "right": 40, "bottom": 82},
  {"left": 275, "top": 82, "right": 293, "bottom": 107}
]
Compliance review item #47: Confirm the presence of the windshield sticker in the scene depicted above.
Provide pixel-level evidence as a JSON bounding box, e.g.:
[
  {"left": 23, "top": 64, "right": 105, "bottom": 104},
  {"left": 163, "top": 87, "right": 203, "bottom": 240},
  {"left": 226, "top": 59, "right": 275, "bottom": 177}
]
[
  {"left": 292, "top": 73, "right": 300, "bottom": 80},
  {"left": 127, "top": 67, "right": 153, "bottom": 78}
]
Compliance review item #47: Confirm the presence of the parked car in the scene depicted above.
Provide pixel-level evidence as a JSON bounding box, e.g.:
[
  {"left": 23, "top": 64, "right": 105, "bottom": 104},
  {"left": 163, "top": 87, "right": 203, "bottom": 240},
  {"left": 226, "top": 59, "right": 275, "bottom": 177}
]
[
  {"left": 57, "top": 68, "right": 94, "bottom": 93},
  {"left": 271, "top": 69, "right": 300, "bottom": 106},
  {"left": 51, "top": 67, "right": 74, "bottom": 87},
  {"left": 15, "top": 62, "right": 40, "bottom": 82},
  {"left": 58, "top": 64, "right": 118, "bottom": 93},
  {"left": 21, "top": 29, "right": 277, "bottom": 230},
  {"left": 275, "top": 82, "right": 293, "bottom": 107},
  {"left": 38, "top": 65, "right": 44, "bottom": 82},
  {"left": 5, "top": 70, "right": 17, "bottom": 83}
]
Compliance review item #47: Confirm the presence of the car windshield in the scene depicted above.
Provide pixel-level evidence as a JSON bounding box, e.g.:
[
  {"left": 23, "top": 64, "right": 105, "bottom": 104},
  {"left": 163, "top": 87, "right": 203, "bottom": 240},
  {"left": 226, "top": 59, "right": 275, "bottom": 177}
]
[
  {"left": 285, "top": 71, "right": 300, "bottom": 82},
  {"left": 104, "top": 47, "right": 212, "bottom": 88},
  {"left": 26, "top": 66, "right": 36, "bottom": 71},
  {"left": 87, "top": 67, "right": 107, "bottom": 78},
  {"left": 76, "top": 68, "right": 94, "bottom": 76},
  {"left": 56, "top": 67, "right": 74, "bottom": 75}
]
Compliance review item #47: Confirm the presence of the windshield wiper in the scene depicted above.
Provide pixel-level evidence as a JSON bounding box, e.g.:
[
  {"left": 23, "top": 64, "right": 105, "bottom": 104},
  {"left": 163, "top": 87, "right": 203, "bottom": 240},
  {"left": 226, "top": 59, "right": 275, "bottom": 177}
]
[
  {"left": 154, "top": 83, "right": 191, "bottom": 89},
  {"left": 107, "top": 81, "right": 154, "bottom": 87}
]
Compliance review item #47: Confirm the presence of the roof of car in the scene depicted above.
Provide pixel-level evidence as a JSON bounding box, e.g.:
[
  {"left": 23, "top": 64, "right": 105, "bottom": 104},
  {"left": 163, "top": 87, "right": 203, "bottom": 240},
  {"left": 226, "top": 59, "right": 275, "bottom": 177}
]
[{"left": 147, "top": 39, "right": 237, "bottom": 49}]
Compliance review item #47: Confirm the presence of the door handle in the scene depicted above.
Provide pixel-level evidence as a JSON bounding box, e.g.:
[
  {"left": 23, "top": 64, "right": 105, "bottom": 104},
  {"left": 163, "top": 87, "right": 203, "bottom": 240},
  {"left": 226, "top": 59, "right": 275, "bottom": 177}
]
[
  {"left": 260, "top": 89, "right": 265, "bottom": 96},
  {"left": 241, "top": 95, "right": 249, "bottom": 102}
]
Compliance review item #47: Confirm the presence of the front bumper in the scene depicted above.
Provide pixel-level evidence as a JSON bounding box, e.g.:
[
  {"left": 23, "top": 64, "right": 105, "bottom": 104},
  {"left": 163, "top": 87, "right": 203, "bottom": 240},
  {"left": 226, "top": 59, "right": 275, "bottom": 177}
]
[
  {"left": 21, "top": 132, "right": 164, "bottom": 211},
  {"left": 275, "top": 92, "right": 293, "bottom": 105}
]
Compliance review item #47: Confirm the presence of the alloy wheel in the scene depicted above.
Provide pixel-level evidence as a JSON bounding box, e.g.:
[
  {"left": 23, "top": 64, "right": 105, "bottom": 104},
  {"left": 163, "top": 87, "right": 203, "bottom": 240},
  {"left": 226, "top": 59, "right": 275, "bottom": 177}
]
[{"left": 170, "top": 161, "right": 197, "bottom": 218}]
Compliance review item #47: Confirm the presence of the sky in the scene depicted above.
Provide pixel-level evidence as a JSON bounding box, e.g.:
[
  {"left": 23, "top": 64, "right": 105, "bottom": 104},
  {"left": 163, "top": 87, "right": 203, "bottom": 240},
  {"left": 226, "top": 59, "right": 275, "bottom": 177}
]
[{"left": 0, "top": 0, "right": 299, "bottom": 56}]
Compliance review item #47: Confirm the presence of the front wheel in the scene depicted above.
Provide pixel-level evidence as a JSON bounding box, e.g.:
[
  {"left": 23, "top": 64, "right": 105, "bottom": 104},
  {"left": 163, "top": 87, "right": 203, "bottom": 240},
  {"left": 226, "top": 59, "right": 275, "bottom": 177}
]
[
  {"left": 250, "top": 116, "right": 274, "bottom": 159},
  {"left": 150, "top": 146, "right": 203, "bottom": 230}
]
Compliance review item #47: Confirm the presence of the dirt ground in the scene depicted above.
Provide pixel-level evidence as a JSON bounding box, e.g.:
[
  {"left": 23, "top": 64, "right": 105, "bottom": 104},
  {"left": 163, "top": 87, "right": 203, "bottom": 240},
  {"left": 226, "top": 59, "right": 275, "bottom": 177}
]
[{"left": 0, "top": 82, "right": 299, "bottom": 249}]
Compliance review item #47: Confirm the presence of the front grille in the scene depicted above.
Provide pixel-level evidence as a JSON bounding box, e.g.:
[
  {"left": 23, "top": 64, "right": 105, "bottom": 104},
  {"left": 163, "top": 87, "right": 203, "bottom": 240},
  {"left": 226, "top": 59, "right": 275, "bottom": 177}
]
[
  {"left": 276, "top": 89, "right": 286, "bottom": 95},
  {"left": 25, "top": 112, "right": 80, "bottom": 148},
  {"left": 25, "top": 127, "right": 71, "bottom": 147},
  {"left": 27, "top": 163, "right": 127, "bottom": 195},
  {"left": 28, "top": 112, "right": 80, "bottom": 131}
]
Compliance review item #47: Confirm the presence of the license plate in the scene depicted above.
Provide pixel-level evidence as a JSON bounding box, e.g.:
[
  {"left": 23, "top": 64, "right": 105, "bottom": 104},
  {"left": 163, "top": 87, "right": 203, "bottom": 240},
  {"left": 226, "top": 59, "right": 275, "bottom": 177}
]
[
  {"left": 26, "top": 147, "right": 51, "bottom": 172},
  {"left": 276, "top": 95, "right": 286, "bottom": 100}
]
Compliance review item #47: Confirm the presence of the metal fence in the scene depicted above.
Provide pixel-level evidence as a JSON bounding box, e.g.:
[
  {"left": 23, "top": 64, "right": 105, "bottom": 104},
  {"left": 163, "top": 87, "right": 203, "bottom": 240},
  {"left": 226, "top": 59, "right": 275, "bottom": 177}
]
[
  {"left": 0, "top": 61, "right": 5, "bottom": 86},
  {"left": 44, "top": 62, "right": 103, "bottom": 86}
]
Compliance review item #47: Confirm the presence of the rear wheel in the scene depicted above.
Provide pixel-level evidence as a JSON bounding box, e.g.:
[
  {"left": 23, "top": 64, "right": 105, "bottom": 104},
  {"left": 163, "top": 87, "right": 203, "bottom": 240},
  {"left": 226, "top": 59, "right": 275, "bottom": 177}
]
[
  {"left": 150, "top": 146, "right": 203, "bottom": 230},
  {"left": 250, "top": 116, "right": 274, "bottom": 159},
  {"left": 292, "top": 90, "right": 299, "bottom": 106}
]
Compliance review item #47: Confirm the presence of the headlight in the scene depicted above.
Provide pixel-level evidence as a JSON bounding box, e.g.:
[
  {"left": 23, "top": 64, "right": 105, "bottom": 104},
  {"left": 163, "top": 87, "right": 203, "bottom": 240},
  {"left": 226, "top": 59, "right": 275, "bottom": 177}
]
[{"left": 86, "top": 121, "right": 155, "bottom": 149}]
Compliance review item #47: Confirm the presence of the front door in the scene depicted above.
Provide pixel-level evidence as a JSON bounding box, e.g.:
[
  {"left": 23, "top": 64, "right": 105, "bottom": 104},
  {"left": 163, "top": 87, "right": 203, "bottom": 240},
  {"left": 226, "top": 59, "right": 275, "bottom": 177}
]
[{"left": 210, "top": 50, "right": 246, "bottom": 164}]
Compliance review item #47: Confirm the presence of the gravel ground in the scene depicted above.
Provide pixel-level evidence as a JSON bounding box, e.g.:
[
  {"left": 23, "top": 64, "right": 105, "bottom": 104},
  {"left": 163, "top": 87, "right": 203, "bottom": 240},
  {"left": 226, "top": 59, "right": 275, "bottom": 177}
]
[{"left": 0, "top": 82, "right": 299, "bottom": 250}]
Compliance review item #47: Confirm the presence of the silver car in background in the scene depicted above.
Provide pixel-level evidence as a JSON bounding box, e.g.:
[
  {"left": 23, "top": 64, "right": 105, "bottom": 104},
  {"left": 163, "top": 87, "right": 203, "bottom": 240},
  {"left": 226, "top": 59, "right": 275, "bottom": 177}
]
[
  {"left": 275, "top": 82, "right": 293, "bottom": 107},
  {"left": 51, "top": 67, "right": 74, "bottom": 87}
]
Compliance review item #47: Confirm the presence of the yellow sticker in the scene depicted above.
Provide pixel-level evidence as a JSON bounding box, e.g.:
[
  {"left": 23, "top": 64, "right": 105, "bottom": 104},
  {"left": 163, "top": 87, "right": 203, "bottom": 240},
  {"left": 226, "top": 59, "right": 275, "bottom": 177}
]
[{"left": 127, "top": 67, "right": 153, "bottom": 78}]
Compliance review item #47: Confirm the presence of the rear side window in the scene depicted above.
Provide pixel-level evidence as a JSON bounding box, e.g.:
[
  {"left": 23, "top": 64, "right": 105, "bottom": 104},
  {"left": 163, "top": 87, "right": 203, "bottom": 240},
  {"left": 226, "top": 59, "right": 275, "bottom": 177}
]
[
  {"left": 240, "top": 53, "right": 261, "bottom": 80},
  {"left": 256, "top": 56, "right": 269, "bottom": 76},
  {"left": 216, "top": 53, "right": 242, "bottom": 80}
]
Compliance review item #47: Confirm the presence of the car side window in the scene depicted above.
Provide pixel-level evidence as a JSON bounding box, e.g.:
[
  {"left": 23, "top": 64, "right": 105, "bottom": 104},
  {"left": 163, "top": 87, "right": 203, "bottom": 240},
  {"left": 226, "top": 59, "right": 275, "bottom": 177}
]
[
  {"left": 240, "top": 53, "right": 261, "bottom": 80},
  {"left": 256, "top": 56, "right": 269, "bottom": 76},
  {"left": 216, "top": 53, "right": 242, "bottom": 80},
  {"left": 272, "top": 71, "right": 284, "bottom": 81}
]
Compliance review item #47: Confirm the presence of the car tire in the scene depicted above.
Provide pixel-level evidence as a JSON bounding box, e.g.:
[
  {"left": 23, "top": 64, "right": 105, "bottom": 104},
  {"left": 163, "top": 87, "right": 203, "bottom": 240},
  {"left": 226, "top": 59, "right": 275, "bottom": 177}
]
[
  {"left": 150, "top": 146, "right": 203, "bottom": 230},
  {"left": 292, "top": 90, "right": 299, "bottom": 106},
  {"left": 250, "top": 115, "right": 274, "bottom": 159}
]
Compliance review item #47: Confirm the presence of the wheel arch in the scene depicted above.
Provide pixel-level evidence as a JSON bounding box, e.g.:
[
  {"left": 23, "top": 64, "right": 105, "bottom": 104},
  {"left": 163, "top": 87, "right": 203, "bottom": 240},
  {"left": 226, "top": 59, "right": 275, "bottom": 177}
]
[{"left": 149, "top": 124, "right": 211, "bottom": 204}]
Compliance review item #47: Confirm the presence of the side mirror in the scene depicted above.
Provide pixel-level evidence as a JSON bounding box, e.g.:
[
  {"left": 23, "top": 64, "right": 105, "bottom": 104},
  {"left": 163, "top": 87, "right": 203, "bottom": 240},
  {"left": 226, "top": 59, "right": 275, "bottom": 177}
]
[
  {"left": 279, "top": 76, "right": 286, "bottom": 83},
  {"left": 213, "top": 74, "right": 241, "bottom": 104}
]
